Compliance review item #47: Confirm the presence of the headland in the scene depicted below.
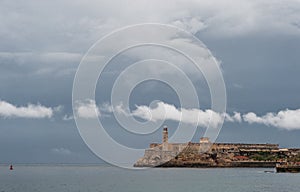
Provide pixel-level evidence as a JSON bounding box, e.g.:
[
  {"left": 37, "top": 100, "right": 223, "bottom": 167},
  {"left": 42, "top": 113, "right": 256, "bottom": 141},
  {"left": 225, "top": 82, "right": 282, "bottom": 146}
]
[{"left": 134, "top": 126, "right": 300, "bottom": 169}]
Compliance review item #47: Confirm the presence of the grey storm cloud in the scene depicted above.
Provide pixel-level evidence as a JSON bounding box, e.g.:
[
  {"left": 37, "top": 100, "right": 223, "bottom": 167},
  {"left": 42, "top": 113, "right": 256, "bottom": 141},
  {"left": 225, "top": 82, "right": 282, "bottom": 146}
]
[
  {"left": 0, "top": 0, "right": 299, "bottom": 84},
  {"left": 1, "top": 0, "right": 300, "bottom": 79},
  {"left": 1, "top": 0, "right": 300, "bottom": 127},
  {"left": 1, "top": 0, "right": 300, "bottom": 52}
]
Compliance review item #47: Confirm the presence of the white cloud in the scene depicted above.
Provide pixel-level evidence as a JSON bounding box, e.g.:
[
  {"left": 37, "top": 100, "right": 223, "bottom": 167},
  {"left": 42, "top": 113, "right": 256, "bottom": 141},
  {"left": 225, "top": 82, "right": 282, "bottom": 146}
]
[
  {"left": 102, "top": 102, "right": 300, "bottom": 130},
  {"left": 243, "top": 109, "right": 300, "bottom": 130},
  {"left": 225, "top": 112, "right": 242, "bottom": 123},
  {"left": 53, "top": 105, "right": 64, "bottom": 113},
  {"left": 172, "top": 16, "right": 207, "bottom": 34},
  {"left": 0, "top": 100, "right": 54, "bottom": 118},
  {"left": 109, "top": 102, "right": 240, "bottom": 128},
  {"left": 75, "top": 99, "right": 100, "bottom": 119},
  {"left": 99, "top": 103, "right": 114, "bottom": 113},
  {"left": 51, "top": 148, "right": 72, "bottom": 155},
  {"left": 62, "top": 114, "right": 74, "bottom": 121}
]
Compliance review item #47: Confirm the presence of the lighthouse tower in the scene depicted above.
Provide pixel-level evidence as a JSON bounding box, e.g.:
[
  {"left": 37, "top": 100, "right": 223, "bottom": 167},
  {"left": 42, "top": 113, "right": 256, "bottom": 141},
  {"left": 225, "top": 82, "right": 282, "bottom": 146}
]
[{"left": 162, "top": 126, "right": 168, "bottom": 151}]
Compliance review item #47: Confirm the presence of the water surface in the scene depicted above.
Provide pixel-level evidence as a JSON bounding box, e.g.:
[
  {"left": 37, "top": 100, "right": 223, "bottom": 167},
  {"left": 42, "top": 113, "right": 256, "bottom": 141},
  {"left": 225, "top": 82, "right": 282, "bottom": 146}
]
[{"left": 0, "top": 165, "right": 299, "bottom": 192}]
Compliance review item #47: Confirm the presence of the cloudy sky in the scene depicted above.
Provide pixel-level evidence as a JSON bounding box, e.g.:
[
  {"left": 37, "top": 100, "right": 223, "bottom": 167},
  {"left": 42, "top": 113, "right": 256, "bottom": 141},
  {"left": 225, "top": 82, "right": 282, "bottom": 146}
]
[{"left": 1, "top": 0, "right": 300, "bottom": 164}]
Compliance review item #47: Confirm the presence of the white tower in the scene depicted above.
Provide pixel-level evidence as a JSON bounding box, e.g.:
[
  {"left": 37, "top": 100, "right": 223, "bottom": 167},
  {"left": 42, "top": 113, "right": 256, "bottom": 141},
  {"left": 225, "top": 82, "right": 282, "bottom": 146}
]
[{"left": 162, "top": 126, "right": 168, "bottom": 151}]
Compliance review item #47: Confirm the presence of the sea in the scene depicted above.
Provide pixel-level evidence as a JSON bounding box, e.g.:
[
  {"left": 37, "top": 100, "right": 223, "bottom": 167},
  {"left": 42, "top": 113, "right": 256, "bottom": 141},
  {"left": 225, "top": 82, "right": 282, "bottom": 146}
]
[{"left": 0, "top": 165, "right": 299, "bottom": 192}]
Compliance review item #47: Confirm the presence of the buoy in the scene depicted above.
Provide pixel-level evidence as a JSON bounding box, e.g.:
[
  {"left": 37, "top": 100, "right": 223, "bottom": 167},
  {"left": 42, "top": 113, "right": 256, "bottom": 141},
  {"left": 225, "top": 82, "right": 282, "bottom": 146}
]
[{"left": 9, "top": 165, "right": 13, "bottom": 170}]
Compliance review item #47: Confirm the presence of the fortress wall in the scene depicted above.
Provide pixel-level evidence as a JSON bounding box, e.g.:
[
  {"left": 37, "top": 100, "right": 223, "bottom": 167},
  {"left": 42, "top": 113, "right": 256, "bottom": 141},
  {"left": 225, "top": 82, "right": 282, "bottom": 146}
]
[
  {"left": 213, "top": 143, "right": 279, "bottom": 149},
  {"left": 150, "top": 143, "right": 191, "bottom": 152},
  {"left": 149, "top": 142, "right": 279, "bottom": 154},
  {"left": 144, "top": 149, "right": 174, "bottom": 157}
]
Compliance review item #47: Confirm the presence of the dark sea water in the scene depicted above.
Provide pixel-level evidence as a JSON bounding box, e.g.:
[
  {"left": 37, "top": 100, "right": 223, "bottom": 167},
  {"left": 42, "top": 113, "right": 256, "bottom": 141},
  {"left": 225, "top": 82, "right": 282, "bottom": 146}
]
[{"left": 0, "top": 165, "right": 299, "bottom": 192}]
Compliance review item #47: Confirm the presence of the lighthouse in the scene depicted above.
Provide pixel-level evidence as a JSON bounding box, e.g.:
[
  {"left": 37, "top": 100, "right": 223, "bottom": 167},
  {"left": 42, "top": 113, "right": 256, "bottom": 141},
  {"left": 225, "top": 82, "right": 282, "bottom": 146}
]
[{"left": 162, "top": 126, "right": 168, "bottom": 151}]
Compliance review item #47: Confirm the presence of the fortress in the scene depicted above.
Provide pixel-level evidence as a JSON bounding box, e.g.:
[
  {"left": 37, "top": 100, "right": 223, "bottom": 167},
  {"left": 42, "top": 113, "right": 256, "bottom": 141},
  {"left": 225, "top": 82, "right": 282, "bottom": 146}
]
[{"left": 134, "top": 126, "right": 300, "bottom": 167}]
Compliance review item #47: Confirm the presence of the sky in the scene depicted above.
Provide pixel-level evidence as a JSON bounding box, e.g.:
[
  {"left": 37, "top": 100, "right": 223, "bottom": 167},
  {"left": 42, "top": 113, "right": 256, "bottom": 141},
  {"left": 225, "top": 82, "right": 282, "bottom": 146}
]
[{"left": 0, "top": 0, "right": 300, "bottom": 164}]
